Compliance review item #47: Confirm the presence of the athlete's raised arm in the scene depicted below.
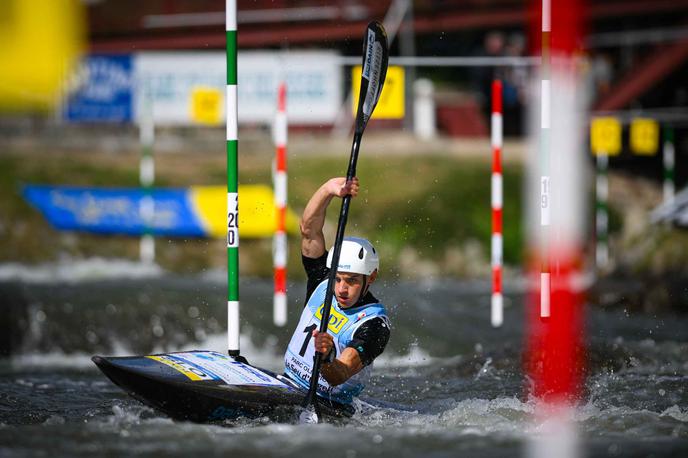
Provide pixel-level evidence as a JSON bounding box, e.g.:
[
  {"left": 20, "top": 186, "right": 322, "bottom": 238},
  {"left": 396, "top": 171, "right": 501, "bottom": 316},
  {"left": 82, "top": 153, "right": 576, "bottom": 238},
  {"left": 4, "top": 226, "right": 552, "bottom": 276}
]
[{"left": 300, "top": 177, "right": 359, "bottom": 259}]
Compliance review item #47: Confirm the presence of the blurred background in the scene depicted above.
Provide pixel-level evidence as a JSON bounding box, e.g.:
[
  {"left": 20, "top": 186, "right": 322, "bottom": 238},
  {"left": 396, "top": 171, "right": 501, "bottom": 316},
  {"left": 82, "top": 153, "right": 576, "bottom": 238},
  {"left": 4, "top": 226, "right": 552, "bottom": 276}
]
[
  {"left": 1, "top": 1, "right": 688, "bottom": 457},
  {"left": 2, "top": 0, "right": 688, "bottom": 293}
]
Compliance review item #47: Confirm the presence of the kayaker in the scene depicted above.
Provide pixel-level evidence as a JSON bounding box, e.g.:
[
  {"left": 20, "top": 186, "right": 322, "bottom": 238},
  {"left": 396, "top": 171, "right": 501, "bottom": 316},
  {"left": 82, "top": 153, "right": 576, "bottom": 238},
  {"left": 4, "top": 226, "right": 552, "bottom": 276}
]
[{"left": 284, "top": 177, "right": 391, "bottom": 406}]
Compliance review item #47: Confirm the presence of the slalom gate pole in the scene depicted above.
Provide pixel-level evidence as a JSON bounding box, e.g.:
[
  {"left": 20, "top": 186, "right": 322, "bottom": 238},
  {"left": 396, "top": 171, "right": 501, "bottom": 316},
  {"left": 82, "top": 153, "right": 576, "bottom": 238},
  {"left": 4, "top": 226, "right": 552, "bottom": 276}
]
[
  {"left": 226, "top": 0, "right": 240, "bottom": 357},
  {"left": 525, "top": 0, "right": 587, "bottom": 457},
  {"left": 539, "top": 0, "right": 551, "bottom": 320},
  {"left": 595, "top": 152, "right": 609, "bottom": 270},
  {"left": 663, "top": 126, "right": 675, "bottom": 203},
  {"left": 273, "top": 82, "right": 288, "bottom": 327},
  {"left": 139, "top": 86, "right": 155, "bottom": 264},
  {"left": 491, "top": 79, "right": 504, "bottom": 328}
]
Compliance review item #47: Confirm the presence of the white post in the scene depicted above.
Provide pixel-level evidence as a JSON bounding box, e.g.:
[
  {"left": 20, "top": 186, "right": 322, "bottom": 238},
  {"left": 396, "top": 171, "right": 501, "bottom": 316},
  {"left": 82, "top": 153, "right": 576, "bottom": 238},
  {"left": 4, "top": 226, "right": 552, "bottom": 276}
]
[{"left": 413, "top": 78, "right": 436, "bottom": 140}]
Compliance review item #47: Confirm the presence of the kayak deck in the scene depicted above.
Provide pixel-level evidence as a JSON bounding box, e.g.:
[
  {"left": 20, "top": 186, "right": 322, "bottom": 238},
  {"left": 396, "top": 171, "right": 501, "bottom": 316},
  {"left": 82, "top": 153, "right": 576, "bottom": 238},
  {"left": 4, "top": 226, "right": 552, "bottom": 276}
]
[{"left": 92, "top": 350, "right": 353, "bottom": 423}]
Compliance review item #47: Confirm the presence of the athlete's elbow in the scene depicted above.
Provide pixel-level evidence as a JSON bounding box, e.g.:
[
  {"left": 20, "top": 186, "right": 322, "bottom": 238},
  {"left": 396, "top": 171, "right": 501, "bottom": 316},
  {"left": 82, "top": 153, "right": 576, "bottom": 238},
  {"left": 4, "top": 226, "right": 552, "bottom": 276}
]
[
  {"left": 299, "top": 219, "right": 311, "bottom": 238},
  {"left": 300, "top": 218, "right": 322, "bottom": 240}
]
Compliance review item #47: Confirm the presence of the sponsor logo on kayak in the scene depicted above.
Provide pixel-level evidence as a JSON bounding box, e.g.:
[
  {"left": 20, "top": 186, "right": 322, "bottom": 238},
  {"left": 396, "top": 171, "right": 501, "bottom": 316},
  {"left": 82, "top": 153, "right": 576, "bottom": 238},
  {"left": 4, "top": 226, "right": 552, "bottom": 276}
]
[
  {"left": 316, "top": 304, "right": 349, "bottom": 334},
  {"left": 147, "top": 355, "right": 215, "bottom": 381}
]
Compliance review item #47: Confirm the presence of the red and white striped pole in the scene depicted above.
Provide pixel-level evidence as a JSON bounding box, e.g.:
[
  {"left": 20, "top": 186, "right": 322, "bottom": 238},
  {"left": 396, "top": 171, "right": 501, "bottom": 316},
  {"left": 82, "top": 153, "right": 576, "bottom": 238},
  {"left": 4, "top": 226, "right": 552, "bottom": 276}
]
[
  {"left": 525, "top": 0, "right": 586, "bottom": 457},
  {"left": 539, "top": 0, "right": 552, "bottom": 321},
  {"left": 273, "top": 82, "right": 288, "bottom": 327},
  {"left": 491, "top": 79, "right": 503, "bottom": 328}
]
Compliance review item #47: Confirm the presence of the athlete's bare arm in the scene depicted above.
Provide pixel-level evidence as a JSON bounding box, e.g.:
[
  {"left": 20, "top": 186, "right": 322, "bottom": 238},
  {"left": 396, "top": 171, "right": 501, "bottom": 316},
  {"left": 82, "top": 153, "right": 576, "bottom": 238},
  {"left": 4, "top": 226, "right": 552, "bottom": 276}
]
[
  {"left": 300, "top": 177, "right": 359, "bottom": 259},
  {"left": 312, "top": 330, "right": 364, "bottom": 386}
]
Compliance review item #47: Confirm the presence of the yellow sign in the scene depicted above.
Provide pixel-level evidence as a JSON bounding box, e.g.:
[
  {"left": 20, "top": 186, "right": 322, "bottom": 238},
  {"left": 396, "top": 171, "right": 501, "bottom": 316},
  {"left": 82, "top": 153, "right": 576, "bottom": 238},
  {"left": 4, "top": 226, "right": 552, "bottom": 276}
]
[
  {"left": 590, "top": 117, "right": 622, "bottom": 156},
  {"left": 191, "top": 185, "right": 299, "bottom": 239},
  {"left": 0, "top": 0, "right": 85, "bottom": 112},
  {"left": 630, "top": 118, "right": 659, "bottom": 156},
  {"left": 316, "top": 304, "right": 349, "bottom": 334},
  {"left": 190, "top": 86, "right": 222, "bottom": 125},
  {"left": 352, "top": 65, "right": 405, "bottom": 119}
]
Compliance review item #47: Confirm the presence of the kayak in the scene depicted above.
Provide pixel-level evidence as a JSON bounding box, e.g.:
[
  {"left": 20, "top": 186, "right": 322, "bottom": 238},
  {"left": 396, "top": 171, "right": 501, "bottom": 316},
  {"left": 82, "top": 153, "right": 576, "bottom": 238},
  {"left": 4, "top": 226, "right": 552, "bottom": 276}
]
[{"left": 92, "top": 350, "right": 354, "bottom": 423}]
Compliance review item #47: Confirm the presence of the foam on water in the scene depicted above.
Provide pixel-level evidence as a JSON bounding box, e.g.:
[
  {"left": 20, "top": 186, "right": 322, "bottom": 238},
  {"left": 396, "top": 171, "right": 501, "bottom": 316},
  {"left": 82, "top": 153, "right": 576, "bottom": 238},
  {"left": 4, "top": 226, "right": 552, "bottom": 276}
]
[
  {"left": 7, "top": 330, "right": 284, "bottom": 371},
  {"left": 354, "top": 395, "right": 533, "bottom": 434},
  {"left": 0, "top": 258, "right": 164, "bottom": 284}
]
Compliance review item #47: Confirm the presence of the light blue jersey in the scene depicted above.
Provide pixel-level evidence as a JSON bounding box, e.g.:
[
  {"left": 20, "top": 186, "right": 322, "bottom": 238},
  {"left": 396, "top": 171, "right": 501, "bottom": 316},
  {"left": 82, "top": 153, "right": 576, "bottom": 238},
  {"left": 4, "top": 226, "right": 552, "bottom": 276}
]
[{"left": 284, "top": 279, "right": 389, "bottom": 404}]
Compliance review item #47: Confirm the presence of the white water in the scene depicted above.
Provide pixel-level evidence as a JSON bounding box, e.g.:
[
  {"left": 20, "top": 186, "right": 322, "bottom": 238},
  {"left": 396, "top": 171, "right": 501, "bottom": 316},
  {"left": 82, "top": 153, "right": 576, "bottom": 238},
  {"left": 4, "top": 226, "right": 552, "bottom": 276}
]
[{"left": 0, "top": 257, "right": 164, "bottom": 284}]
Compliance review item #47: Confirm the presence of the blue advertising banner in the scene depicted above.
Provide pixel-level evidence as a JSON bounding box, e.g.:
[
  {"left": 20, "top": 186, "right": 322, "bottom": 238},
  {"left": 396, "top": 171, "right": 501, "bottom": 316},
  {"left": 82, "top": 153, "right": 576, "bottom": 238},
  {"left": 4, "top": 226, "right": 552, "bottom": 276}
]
[
  {"left": 64, "top": 54, "right": 134, "bottom": 122},
  {"left": 23, "top": 185, "right": 206, "bottom": 237}
]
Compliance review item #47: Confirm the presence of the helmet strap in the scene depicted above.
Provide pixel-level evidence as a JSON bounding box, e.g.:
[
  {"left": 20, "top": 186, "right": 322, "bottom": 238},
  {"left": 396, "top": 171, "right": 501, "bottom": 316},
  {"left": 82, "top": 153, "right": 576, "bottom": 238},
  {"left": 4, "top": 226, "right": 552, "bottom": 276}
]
[{"left": 358, "top": 275, "right": 369, "bottom": 303}]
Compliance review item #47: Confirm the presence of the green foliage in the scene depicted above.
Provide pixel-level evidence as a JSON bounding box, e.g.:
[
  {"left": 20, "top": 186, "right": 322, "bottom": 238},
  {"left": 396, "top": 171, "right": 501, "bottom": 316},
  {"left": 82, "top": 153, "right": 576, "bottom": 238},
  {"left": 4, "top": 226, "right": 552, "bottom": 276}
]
[
  {"left": 0, "top": 150, "right": 525, "bottom": 277},
  {"left": 285, "top": 155, "right": 524, "bottom": 272}
]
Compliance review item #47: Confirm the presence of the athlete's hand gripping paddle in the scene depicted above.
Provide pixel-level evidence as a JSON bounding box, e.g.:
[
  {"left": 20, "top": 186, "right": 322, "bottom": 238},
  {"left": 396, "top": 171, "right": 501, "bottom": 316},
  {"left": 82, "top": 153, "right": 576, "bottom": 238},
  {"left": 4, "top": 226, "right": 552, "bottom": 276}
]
[{"left": 299, "top": 21, "right": 389, "bottom": 424}]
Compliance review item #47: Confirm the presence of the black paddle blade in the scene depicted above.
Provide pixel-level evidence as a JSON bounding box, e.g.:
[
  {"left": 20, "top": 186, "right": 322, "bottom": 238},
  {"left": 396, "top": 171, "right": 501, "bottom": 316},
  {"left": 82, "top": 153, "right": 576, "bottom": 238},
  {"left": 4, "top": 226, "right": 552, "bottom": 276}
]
[{"left": 354, "top": 21, "right": 390, "bottom": 133}]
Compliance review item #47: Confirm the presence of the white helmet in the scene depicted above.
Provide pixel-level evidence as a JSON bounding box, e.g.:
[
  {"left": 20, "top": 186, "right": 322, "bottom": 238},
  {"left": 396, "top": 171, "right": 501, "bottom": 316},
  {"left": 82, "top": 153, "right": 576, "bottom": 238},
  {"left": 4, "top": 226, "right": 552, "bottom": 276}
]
[{"left": 326, "top": 237, "right": 379, "bottom": 276}]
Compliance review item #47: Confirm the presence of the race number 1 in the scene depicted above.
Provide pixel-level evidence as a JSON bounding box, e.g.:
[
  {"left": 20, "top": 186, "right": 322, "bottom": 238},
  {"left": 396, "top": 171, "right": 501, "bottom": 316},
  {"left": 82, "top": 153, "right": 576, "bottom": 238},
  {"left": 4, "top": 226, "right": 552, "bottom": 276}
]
[{"left": 227, "top": 192, "right": 239, "bottom": 247}]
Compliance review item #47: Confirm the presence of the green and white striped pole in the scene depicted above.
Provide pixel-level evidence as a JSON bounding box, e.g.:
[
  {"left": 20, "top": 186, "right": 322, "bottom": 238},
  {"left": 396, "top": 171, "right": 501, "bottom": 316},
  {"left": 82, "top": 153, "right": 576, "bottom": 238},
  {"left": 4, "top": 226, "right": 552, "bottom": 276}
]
[
  {"left": 226, "top": 0, "right": 240, "bottom": 358},
  {"left": 595, "top": 152, "right": 609, "bottom": 269},
  {"left": 139, "top": 85, "right": 155, "bottom": 264},
  {"left": 663, "top": 126, "right": 675, "bottom": 203}
]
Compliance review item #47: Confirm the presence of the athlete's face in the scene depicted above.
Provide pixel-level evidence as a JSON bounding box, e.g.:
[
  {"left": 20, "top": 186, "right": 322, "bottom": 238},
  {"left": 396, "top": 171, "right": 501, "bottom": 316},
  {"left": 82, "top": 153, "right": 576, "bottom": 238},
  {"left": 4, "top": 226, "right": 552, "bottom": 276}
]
[{"left": 334, "top": 272, "right": 366, "bottom": 308}]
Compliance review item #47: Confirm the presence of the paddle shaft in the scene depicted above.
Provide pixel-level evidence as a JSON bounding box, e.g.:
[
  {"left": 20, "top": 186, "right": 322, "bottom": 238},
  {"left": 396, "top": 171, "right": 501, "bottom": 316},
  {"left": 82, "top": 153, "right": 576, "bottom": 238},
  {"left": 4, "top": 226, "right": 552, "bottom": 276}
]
[
  {"left": 299, "top": 20, "right": 388, "bottom": 421},
  {"left": 301, "top": 131, "right": 362, "bottom": 410}
]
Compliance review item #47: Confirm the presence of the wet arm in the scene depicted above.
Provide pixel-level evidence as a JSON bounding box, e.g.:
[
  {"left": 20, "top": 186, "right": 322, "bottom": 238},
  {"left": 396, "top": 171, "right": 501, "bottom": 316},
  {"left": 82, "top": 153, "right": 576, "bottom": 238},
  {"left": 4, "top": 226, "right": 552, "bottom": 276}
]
[
  {"left": 300, "top": 177, "right": 358, "bottom": 259},
  {"left": 320, "top": 348, "right": 364, "bottom": 386}
]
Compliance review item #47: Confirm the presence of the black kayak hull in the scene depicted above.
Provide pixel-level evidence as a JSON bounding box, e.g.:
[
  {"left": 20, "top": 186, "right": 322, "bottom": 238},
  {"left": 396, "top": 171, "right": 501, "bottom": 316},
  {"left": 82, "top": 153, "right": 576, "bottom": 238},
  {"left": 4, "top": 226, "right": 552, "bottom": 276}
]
[{"left": 92, "top": 351, "right": 354, "bottom": 423}]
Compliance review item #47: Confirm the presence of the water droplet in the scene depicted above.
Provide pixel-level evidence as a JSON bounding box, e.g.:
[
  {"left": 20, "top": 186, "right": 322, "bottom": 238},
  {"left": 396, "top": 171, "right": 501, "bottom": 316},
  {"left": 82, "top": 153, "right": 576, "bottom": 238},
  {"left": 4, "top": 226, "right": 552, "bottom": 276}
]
[
  {"left": 86, "top": 330, "right": 98, "bottom": 344},
  {"left": 153, "top": 325, "right": 164, "bottom": 337}
]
